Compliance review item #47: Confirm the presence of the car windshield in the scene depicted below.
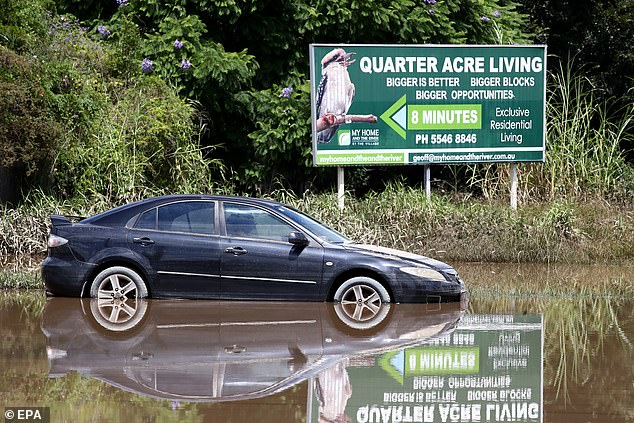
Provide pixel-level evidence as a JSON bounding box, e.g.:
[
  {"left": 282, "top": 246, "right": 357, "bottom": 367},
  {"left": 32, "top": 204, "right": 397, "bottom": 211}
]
[{"left": 274, "top": 206, "right": 349, "bottom": 244}]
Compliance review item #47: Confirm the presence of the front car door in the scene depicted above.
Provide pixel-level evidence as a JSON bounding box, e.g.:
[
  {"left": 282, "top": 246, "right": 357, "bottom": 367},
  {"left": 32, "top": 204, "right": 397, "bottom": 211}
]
[{"left": 219, "top": 202, "right": 324, "bottom": 300}]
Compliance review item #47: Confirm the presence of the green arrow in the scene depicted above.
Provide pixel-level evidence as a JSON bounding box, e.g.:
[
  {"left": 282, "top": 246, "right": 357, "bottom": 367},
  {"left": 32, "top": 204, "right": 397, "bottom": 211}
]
[
  {"left": 380, "top": 94, "right": 407, "bottom": 140},
  {"left": 378, "top": 350, "right": 404, "bottom": 385}
]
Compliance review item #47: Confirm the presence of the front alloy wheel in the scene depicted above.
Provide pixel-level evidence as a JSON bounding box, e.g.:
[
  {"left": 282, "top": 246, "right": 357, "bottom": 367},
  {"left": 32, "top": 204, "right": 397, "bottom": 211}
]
[{"left": 333, "top": 277, "right": 391, "bottom": 329}]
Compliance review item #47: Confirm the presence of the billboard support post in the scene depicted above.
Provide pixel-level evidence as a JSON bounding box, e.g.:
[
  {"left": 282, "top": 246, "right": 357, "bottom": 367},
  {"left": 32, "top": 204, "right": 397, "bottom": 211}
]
[
  {"left": 424, "top": 165, "right": 431, "bottom": 202},
  {"left": 510, "top": 163, "right": 518, "bottom": 210},
  {"left": 337, "top": 167, "right": 345, "bottom": 210}
]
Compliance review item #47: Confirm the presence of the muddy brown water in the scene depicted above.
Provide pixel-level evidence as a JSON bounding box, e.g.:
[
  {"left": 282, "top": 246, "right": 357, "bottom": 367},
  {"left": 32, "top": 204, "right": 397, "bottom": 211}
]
[{"left": 0, "top": 264, "right": 633, "bottom": 422}]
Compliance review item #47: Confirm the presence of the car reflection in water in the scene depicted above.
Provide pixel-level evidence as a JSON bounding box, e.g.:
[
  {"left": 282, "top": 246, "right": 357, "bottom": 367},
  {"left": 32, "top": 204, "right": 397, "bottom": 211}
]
[{"left": 41, "top": 295, "right": 466, "bottom": 403}]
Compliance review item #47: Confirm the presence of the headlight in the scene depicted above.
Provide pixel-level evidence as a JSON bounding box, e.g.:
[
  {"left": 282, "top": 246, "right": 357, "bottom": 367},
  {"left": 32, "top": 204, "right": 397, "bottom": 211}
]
[{"left": 400, "top": 267, "right": 448, "bottom": 282}]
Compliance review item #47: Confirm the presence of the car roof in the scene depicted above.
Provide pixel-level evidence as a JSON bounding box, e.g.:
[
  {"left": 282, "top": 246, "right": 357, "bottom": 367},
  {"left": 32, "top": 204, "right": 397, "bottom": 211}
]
[{"left": 81, "top": 195, "right": 284, "bottom": 227}]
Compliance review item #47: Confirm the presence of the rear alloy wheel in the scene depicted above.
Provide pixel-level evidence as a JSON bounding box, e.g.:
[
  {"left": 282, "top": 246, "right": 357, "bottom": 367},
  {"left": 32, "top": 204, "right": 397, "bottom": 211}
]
[
  {"left": 89, "top": 266, "right": 149, "bottom": 331},
  {"left": 333, "top": 277, "right": 391, "bottom": 329}
]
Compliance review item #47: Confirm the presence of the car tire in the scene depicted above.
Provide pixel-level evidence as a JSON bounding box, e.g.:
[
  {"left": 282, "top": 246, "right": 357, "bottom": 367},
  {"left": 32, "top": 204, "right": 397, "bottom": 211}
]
[
  {"left": 332, "top": 276, "right": 392, "bottom": 330},
  {"left": 89, "top": 266, "right": 149, "bottom": 300},
  {"left": 88, "top": 266, "right": 149, "bottom": 333}
]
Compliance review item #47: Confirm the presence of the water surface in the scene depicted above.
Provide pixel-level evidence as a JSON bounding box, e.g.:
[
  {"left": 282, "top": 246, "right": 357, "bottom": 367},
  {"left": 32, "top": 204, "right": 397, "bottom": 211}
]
[{"left": 0, "top": 264, "right": 633, "bottom": 422}]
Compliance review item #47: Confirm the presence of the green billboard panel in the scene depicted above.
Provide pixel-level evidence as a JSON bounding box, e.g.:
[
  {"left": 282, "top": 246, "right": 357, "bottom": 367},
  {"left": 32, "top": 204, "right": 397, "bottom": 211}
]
[{"left": 310, "top": 45, "right": 547, "bottom": 166}]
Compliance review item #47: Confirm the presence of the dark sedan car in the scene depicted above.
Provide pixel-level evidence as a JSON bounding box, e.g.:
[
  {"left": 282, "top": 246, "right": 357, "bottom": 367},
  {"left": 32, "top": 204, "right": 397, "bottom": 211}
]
[{"left": 42, "top": 195, "right": 466, "bottom": 304}]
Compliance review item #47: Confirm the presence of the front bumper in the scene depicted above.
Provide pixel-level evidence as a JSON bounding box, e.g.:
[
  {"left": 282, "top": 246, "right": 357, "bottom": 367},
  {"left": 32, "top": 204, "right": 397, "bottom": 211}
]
[
  {"left": 395, "top": 276, "right": 467, "bottom": 303},
  {"left": 41, "top": 256, "right": 96, "bottom": 297}
]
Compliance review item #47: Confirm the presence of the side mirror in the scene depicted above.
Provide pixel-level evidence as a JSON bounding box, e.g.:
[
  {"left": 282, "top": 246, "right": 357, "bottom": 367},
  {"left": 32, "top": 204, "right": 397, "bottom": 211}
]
[{"left": 288, "top": 231, "right": 309, "bottom": 246}]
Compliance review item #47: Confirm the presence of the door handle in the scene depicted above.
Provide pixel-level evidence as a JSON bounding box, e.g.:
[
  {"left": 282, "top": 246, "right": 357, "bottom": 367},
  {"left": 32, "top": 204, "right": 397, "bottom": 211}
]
[
  {"left": 133, "top": 237, "right": 155, "bottom": 246},
  {"left": 224, "top": 246, "right": 247, "bottom": 256},
  {"left": 224, "top": 344, "right": 247, "bottom": 354},
  {"left": 132, "top": 351, "right": 154, "bottom": 361}
]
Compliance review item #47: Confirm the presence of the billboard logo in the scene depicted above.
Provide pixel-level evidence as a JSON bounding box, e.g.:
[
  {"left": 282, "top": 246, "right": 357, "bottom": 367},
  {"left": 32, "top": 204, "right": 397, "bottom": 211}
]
[{"left": 338, "top": 130, "right": 351, "bottom": 146}]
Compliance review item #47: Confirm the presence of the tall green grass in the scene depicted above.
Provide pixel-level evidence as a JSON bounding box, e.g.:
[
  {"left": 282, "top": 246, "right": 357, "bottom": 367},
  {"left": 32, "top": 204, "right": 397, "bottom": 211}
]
[
  {"left": 541, "top": 60, "right": 634, "bottom": 198},
  {"left": 281, "top": 183, "right": 634, "bottom": 264},
  {"left": 2, "top": 183, "right": 633, "bottom": 263},
  {"left": 468, "top": 59, "right": 634, "bottom": 202}
]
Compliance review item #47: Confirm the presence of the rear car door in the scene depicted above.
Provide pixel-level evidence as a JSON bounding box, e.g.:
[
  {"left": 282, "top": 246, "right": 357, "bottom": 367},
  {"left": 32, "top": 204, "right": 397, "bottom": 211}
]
[
  {"left": 219, "top": 202, "right": 324, "bottom": 300},
  {"left": 128, "top": 200, "right": 222, "bottom": 297}
]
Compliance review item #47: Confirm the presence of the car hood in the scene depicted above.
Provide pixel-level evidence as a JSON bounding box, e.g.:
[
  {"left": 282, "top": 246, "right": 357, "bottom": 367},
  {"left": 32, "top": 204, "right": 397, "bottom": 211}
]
[{"left": 342, "top": 243, "right": 454, "bottom": 271}]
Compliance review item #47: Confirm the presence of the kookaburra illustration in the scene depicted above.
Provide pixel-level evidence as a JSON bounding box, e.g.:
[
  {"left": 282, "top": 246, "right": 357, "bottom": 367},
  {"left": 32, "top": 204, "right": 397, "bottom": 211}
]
[{"left": 316, "top": 48, "right": 356, "bottom": 143}]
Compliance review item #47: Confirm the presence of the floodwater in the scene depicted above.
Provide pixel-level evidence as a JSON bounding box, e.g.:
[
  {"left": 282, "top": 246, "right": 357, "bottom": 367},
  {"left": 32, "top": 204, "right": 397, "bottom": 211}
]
[{"left": 0, "top": 265, "right": 633, "bottom": 423}]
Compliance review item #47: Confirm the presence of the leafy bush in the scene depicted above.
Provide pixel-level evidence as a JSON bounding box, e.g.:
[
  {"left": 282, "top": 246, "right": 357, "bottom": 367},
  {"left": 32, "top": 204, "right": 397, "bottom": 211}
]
[
  {"left": 54, "top": 77, "right": 224, "bottom": 203},
  {"left": 1, "top": 3, "right": 234, "bottom": 204},
  {"left": 5, "top": 0, "right": 632, "bottom": 206},
  {"left": 235, "top": 76, "right": 314, "bottom": 193},
  {"left": 0, "top": 0, "right": 50, "bottom": 52},
  {"left": 0, "top": 47, "right": 61, "bottom": 176},
  {"left": 47, "top": 0, "right": 533, "bottom": 195}
]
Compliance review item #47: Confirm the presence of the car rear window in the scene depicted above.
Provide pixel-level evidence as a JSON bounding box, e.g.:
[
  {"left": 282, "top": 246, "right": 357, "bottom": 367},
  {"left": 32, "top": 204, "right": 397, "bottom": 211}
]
[
  {"left": 137, "top": 201, "right": 216, "bottom": 235},
  {"left": 135, "top": 209, "right": 157, "bottom": 230}
]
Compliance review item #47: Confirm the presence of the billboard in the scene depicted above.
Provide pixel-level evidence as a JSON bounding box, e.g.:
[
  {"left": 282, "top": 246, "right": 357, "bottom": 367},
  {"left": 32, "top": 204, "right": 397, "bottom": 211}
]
[{"left": 309, "top": 44, "right": 547, "bottom": 166}]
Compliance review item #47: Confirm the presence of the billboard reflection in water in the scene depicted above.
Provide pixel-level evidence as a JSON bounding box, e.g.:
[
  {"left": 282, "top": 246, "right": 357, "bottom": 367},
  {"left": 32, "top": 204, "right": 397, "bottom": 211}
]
[{"left": 311, "top": 314, "right": 543, "bottom": 423}]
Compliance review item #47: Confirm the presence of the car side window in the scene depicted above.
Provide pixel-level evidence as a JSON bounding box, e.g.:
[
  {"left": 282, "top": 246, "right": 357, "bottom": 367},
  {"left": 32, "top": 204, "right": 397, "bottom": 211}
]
[
  {"left": 156, "top": 202, "right": 216, "bottom": 235},
  {"left": 223, "top": 203, "right": 295, "bottom": 242},
  {"left": 135, "top": 208, "right": 157, "bottom": 230}
]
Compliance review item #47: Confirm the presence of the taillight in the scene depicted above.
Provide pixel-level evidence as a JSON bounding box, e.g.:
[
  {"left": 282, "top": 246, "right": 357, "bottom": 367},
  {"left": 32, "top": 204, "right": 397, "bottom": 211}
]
[
  {"left": 46, "top": 347, "right": 67, "bottom": 359},
  {"left": 48, "top": 234, "right": 68, "bottom": 248}
]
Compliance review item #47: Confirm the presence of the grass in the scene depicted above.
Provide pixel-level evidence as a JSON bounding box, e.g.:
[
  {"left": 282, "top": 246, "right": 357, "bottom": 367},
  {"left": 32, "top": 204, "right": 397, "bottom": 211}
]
[
  {"left": 282, "top": 184, "right": 634, "bottom": 264},
  {"left": 467, "top": 59, "right": 634, "bottom": 202},
  {"left": 0, "top": 256, "right": 43, "bottom": 289},
  {"left": 0, "top": 271, "right": 42, "bottom": 289},
  {"left": 539, "top": 60, "right": 634, "bottom": 199},
  {"left": 1, "top": 183, "right": 634, "bottom": 267}
]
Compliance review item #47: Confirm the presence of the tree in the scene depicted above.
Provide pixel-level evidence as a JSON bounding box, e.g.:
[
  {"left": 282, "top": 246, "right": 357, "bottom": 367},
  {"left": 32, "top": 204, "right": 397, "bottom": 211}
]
[
  {"left": 53, "top": 0, "right": 532, "bottom": 194},
  {"left": 518, "top": 0, "right": 634, "bottom": 102}
]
